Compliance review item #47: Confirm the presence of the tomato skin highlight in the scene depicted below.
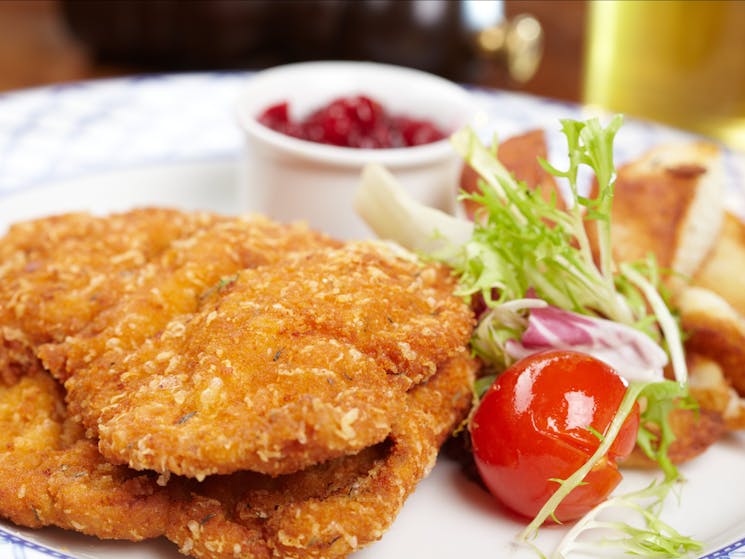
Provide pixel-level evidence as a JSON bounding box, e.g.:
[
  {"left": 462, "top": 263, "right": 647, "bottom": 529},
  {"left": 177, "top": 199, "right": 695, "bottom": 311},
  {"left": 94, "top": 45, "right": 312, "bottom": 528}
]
[{"left": 469, "top": 350, "right": 640, "bottom": 522}]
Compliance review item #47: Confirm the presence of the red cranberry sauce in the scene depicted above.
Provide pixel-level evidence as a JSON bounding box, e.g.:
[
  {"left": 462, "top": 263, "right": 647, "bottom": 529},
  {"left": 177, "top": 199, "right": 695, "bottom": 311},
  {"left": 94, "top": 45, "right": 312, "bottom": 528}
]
[{"left": 257, "top": 95, "right": 447, "bottom": 148}]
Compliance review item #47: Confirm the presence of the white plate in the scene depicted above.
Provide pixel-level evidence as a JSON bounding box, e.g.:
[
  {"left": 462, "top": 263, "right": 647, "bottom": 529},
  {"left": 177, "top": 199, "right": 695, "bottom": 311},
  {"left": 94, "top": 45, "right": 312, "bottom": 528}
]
[{"left": 0, "top": 73, "right": 744, "bottom": 559}]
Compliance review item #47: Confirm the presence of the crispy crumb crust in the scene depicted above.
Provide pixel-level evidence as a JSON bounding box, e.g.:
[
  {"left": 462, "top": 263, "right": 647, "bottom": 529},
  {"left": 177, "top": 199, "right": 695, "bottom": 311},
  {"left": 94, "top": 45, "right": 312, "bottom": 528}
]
[
  {"left": 0, "top": 368, "right": 171, "bottom": 540},
  {"left": 54, "top": 241, "right": 472, "bottom": 478},
  {"left": 0, "top": 353, "right": 475, "bottom": 558},
  {"left": 165, "top": 351, "right": 476, "bottom": 559},
  {"left": 0, "top": 209, "right": 224, "bottom": 375},
  {"left": 40, "top": 214, "right": 340, "bottom": 381},
  {"left": 2, "top": 210, "right": 472, "bottom": 480}
]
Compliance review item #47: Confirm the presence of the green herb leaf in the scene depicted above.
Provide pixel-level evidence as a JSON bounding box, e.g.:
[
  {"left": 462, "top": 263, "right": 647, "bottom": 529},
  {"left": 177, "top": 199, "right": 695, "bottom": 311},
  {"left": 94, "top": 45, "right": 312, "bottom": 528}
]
[
  {"left": 449, "top": 122, "right": 639, "bottom": 324},
  {"left": 551, "top": 478, "right": 702, "bottom": 559},
  {"left": 636, "top": 381, "right": 696, "bottom": 481}
]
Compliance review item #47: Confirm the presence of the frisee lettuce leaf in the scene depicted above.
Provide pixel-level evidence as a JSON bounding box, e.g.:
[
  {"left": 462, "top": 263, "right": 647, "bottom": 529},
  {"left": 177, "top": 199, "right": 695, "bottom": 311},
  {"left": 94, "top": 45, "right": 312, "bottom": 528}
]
[
  {"left": 551, "top": 478, "right": 702, "bottom": 558},
  {"left": 449, "top": 120, "right": 630, "bottom": 323},
  {"left": 636, "top": 381, "right": 697, "bottom": 481}
]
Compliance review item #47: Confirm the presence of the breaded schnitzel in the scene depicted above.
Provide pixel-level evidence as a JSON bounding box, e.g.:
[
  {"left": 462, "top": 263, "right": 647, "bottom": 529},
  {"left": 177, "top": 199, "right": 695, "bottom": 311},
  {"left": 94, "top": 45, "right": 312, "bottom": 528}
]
[
  {"left": 0, "top": 208, "right": 222, "bottom": 382},
  {"left": 40, "top": 214, "right": 340, "bottom": 381},
  {"left": 0, "top": 207, "right": 476, "bottom": 558},
  {"left": 45, "top": 241, "right": 473, "bottom": 479},
  {"left": 0, "top": 365, "right": 171, "bottom": 540},
  {"left": 0, "top": 351, "right": 475, "bottom": 558},
  {"left": 165, "top": 352, "right": 475, "bottom": 559},
  {"left": 2, "top": 209, "right": 470, "bottom": 481}
]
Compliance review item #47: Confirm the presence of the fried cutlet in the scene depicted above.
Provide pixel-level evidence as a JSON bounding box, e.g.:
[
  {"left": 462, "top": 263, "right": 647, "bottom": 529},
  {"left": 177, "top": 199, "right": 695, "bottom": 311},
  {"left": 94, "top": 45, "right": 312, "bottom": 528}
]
[
  {"left": 40, "top": 214, "right": 340, "bottom": 382},
  {"left": 0, "top": 351, "right": 475, "bottom": 558},
  {"left": 44, "top": 241, "right": 473, "bottom": 479},
  {"left": 1, "top": 210, "right": 337, "bottom": 384},
  {"left": 165, "top": 352, "right": 476, "bottom": 559},
  {"left": 0, "top": 208, "right": 223, "bottom": 382},
  {"left": 0, "top": 365, "right": 171, "bottom": 540}
]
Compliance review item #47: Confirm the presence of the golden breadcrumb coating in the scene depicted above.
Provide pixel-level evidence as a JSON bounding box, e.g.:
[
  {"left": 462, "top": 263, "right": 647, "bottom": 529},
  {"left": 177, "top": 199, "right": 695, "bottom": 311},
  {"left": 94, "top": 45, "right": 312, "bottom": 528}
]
[
  {"left": 0, "top": 353, "right": 475, "bottom": 558},
  {"left": 0, "top": 207, "right": 476, "bottom": 559},
  {"left": 53, "top": 241, "right": 473, "bottom": 478},
  {"left": 0, "top": 208, "right": 222, "bottom": 380},
  {"left": 40, "top": 214, "right": 339, "bottom": 381},
  {"left": 0, "top": 368, "right": 171, "bottom": 540},
  {"left": 165, "top": 352, "right": 476, "bottom": 559}
]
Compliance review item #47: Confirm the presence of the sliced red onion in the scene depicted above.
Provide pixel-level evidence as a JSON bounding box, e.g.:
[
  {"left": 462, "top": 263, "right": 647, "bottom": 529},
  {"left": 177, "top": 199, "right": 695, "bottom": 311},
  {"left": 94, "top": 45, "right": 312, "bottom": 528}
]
[{"left": 505, "top": 304, "right": 667, "bottom": 383}]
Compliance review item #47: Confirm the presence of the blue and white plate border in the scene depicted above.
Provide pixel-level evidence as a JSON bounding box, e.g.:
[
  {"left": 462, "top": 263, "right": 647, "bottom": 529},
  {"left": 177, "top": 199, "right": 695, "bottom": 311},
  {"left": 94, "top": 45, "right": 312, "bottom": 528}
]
[
  {"left": 0, "top": 526, "right": 77, "bottom": 559},
  {"left": 700, "top": 537, "right": 745, "bottom": 559}
]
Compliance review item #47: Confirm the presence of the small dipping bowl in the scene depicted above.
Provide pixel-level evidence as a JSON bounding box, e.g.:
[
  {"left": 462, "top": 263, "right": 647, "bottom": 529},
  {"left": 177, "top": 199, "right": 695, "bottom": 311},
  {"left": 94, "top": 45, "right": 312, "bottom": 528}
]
[{"left": 236, "top": 61, "right": 476, "bottom": 239}]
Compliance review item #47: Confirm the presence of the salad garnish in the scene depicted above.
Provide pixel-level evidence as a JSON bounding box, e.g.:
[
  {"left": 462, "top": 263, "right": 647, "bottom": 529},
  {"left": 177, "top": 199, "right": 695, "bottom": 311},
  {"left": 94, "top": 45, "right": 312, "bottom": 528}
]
[
  {"left": 553, "top": 478, "right": 702, "bottom": 558},
  {"left": 355, "top": 115, "right": 700, "bottom": 557}
]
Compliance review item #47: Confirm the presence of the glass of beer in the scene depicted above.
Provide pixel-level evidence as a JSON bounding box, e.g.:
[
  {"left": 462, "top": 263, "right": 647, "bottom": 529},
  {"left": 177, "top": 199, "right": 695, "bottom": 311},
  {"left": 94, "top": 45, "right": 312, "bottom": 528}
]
[{"left": 582, "top": 0, "right": 745, "bottom": 151}]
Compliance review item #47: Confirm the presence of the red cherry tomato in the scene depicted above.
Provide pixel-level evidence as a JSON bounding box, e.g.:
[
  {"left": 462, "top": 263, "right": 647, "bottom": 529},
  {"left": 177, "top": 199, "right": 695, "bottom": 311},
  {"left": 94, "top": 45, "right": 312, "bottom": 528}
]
[{"left": 469, "top": 350, "right": 640, "bottom": 523}]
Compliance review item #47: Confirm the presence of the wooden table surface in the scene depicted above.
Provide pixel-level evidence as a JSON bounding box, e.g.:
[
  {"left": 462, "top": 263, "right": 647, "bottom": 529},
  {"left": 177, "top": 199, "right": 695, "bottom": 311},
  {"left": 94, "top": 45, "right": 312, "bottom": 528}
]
[{"left": 0, "top": 0, "right": 587, "bottom": 102}]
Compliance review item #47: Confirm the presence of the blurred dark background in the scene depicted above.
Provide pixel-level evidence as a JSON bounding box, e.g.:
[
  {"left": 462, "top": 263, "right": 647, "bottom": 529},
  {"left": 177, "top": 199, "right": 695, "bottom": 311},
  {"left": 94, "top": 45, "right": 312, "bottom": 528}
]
[{"left": 0, "top": 0, "right": 586, "bottom": 102}]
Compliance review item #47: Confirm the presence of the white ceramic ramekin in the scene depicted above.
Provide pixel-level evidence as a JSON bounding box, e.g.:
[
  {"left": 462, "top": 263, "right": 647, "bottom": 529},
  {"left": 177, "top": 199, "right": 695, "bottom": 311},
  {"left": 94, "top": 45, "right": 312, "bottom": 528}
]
[{"left": 236, "top": 61, "right": 476, "bottom": 239}]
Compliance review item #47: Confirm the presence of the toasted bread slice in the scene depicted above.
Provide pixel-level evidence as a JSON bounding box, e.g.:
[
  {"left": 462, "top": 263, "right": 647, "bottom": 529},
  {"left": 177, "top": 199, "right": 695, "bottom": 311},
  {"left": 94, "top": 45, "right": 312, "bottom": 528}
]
[
  {"left": 688, "top": 353, "right": 745, "bottom": 430},
  {"left": 693, "top": 212, "right": 745, "bottom": 317},
  {"left": 598, "top": 142, "right": 724, "bottom": 282},
  {"left": 677, "top": 286, "right": 745, "bottom": 396},
  {"left": 459, "top": 129, "right": 564, "bottom": 218}
]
